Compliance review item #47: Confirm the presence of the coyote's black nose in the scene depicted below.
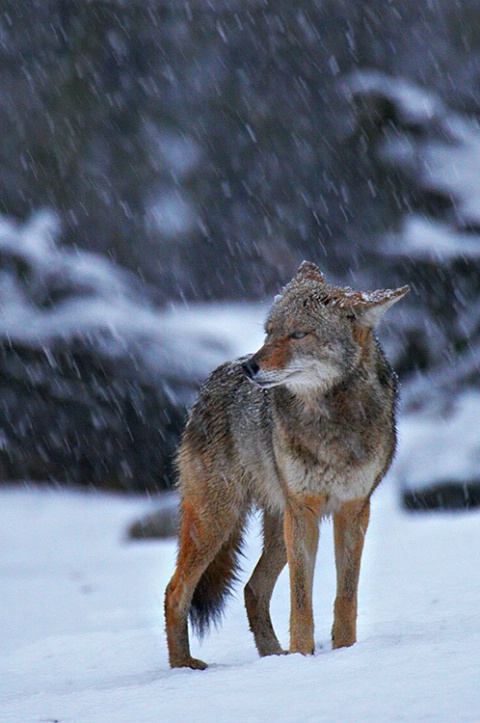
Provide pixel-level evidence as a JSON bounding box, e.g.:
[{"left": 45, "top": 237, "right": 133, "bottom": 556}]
[{"left": 242, "top": 358, "right": 260, "bottom": 379}]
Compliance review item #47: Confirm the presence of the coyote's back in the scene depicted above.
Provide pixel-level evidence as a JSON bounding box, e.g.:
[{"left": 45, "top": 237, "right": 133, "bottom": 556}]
[{"left": 165, "top": 261, "right": 409, "bottom": 669}]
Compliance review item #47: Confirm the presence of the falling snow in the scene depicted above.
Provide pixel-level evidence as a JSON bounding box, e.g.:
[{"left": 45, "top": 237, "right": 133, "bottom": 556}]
[{"left": 1, "top": 2, "right": 480, "bottom": 721}]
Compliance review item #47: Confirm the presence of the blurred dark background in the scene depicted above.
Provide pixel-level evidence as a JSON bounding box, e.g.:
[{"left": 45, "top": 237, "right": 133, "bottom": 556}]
[{"left": 1, "top": 0, "right": 480, "bottom": 507}]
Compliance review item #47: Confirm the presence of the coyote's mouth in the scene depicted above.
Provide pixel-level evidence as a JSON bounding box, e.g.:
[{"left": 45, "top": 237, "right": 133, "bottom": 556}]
[
  {"left": 244, "top": 370, "right": 299, "bottom": 389},
  {"left": 247, "top": 377, "right": 282, "bottom": 389}
]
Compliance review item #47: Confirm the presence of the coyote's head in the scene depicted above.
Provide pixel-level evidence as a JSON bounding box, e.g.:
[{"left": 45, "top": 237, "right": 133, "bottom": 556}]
[{"left": 242, "top": 261, "right": 409, "bottom": 393}]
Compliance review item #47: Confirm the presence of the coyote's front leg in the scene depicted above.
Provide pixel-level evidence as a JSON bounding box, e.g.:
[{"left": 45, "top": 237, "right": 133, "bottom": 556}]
[
  {"left": 283, "top": 495, "right": 325, "bottom": 655},
  {"left": 332, "top": 498, "right": 370, "bottom": 649}
]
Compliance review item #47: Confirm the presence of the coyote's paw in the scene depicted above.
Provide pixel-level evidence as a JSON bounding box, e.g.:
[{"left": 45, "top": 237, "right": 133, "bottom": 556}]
[
  {"left": 171, "top": 656, "right": 208, "bottom": 670},
  {"left": 331, "top": 625, "right": 356, "bottom": 650},
  {"left": 261, "top": 648, "right": 288, "bottom": 657}
]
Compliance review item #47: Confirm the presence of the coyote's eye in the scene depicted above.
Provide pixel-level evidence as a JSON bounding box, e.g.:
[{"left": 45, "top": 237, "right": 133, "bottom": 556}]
[{"left": 290, "top": 331, "right": 308, "bottom": 340}]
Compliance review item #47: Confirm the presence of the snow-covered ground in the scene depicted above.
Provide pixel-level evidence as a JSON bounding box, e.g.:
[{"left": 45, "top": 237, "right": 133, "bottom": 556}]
[{"left": 2, "top": 464, "right": 480, "bottom": 723}]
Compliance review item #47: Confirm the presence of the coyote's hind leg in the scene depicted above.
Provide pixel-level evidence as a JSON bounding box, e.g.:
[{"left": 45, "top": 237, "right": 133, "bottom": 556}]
[
  {"left": 165, "top": 501, "right": 226, "bottom": 670},
  {"left": 244, "top": 510, "right": 287, "bottom": 656}
]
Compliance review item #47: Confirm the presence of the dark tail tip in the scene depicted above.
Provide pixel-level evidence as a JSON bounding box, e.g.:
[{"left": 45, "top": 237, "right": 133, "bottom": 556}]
[{"left": 189, "top": 528, "right": 244, "bottom": 638}]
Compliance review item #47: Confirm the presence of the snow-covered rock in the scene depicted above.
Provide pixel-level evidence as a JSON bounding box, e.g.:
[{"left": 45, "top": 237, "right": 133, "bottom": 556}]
[{"left": 0, "top": 215, "right": 265, "bottom": 491}]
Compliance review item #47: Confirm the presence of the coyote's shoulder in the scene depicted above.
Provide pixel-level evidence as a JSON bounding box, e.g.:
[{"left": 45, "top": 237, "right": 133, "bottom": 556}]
[{"left": 165, "top": 261, "right": 409, "bottom": 669}]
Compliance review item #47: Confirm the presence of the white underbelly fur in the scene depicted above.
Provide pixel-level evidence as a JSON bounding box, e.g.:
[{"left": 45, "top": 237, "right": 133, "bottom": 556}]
[{"left": 280, "top": 453, "right": 382, "bottom": 513}]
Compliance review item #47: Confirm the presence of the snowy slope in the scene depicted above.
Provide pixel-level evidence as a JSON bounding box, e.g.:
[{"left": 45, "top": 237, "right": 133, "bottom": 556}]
[{"left": 1, "top": 472, "right": 480, "bottom": 723}]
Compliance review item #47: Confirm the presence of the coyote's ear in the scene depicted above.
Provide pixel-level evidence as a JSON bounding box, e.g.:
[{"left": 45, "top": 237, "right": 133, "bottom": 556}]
[
  {"left": 352, "top": 285, "right": 410, "bottom": 327},
  {"left": 294, "top": 261, "right": 325, "bottom": 284}
]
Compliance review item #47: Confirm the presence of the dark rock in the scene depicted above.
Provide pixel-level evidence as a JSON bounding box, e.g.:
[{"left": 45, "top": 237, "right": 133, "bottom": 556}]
[
  {"left": 403, "top": 483, "right": 480, "bottom": 512},
  {"left": 0, "top": 339, "right": 184, "bottom": 492},
  {"left": 127, "top": 493, "right": 180, "bottom": 540}
]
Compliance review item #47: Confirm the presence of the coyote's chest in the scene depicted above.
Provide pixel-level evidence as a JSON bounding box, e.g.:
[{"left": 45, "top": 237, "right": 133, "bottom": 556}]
[
  {"left": 273, "top": 409, "right": 387, "bottom": 507},
  {"left": 278, "top": 447, "right": 383, "bottom": 507}
]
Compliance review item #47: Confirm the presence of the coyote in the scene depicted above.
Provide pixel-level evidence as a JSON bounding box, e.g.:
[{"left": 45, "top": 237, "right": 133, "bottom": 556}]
[{"left": 165, "top": 261, "right": 409, "bottom": 669}]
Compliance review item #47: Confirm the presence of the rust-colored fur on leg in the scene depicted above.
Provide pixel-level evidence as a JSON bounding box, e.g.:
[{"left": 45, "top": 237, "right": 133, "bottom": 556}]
[
  {"left": 284, "top": 495, "right": 325, "bottom": 655},
  {"left": 164, "top": 503, "right": 214, "bottom": 669},
  {"left": 164, "top": 497, "right": 244, "bottom": 669},
  {"left": 332, "top": 498, "right": 370, "bottom": 649}
]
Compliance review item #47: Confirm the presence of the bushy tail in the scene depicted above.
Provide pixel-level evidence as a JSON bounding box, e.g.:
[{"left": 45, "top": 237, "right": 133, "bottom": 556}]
[{"left": 189, "top": 522, "right": 245, "bottom": 638}]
